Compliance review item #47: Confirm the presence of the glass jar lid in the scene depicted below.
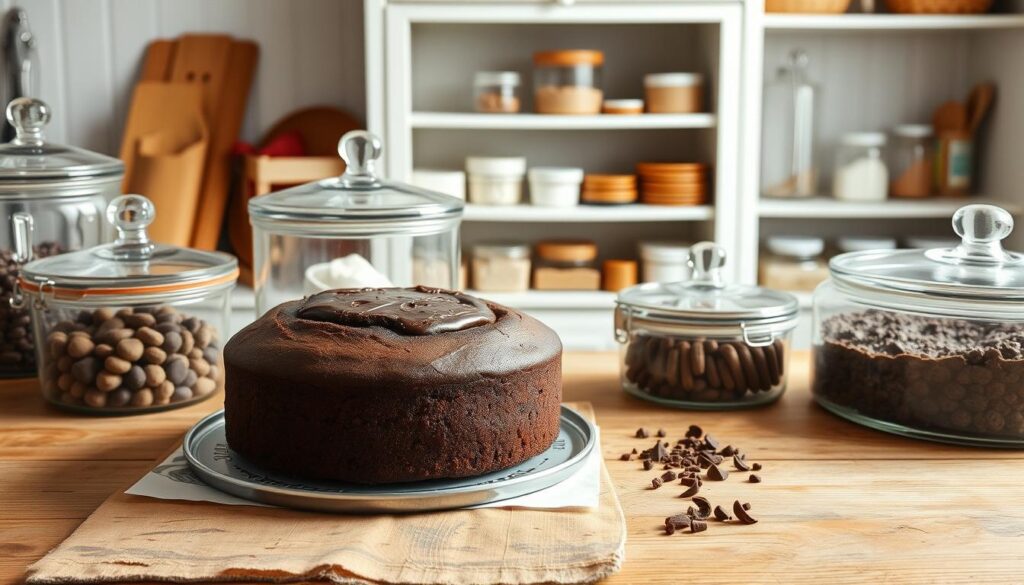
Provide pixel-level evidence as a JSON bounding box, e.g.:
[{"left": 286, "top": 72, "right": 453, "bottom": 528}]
[
  {"left": 248, "top": 130, "right": 463, "bottom": 236},
  {"left": 830, "top": 204, "right": 1024, "bottom": 314},
  {"left": 0, "top": 98, "right": 124, "bottom": 185},
  {"left": 17, "top": 195, "right": 238, "bottom": 301},
  {"left": 616, "top": 242, "right": 799, "bottom": 342}
]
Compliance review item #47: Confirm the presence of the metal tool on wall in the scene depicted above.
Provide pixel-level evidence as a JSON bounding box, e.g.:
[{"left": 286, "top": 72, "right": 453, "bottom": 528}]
[{"left": 1, "top": 7, "right": 38, "bottom": 142}]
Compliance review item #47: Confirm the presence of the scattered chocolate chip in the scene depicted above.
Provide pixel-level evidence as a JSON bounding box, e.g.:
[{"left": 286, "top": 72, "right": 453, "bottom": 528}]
[
  {"left": 651, "top": 477, "right": 663, "bottom": 489},
  {"left": 631, "top": 448, "right": 638, "bottom": 454},
  {"left": 650, "top": 441, "right": 668, "bottom": 462},
  {"left": 752, "top": 462, "right": 762, "bottom": 471},
  {"left": 691, "top": 496, "right": 712, "bottom": 519},
  {"left": 664, "top": 523, "right": 676, "bottom": 535},
  {"left": 656, "top": 428, "right": 667, "bottom": 437},
  {"left": 706, "top": 463, "right": 729, "bottom": 481},
  {"left": 680, "top": 483, "right": 700, "bottom": 498},
  {"left": 680, "top": 477, "right": 698, "bottom": 487},
  {"left": 703, "top": 434, "right": 720, "bottom": 451},
  {"left": 636, "top": 427, "right": 649, "bottom": 438},
  {"left": 749, "top": 474, "right": 761, "bottom": 483},
  {"left": 690, "top": 519, "right": 708, "bottom": 533},
  {"left": 661, "top": 471, "right": 677, "bottom": 482},
  {"left": 713, "top": 506, "right": 731, "bottom": 521},
  {"left": 734, "top": 501, "right": 758, "bottom": 524},
  {"left": 643, "top": 460, "right": 653, "bottom": 471},
  {"left": 734, "top": 455, "right": 751, "bottom": 471},
  {"left": 620, "top": 453, "right": 632, "bottom": 461},
  {"left": 720, "top": 445, "right": 736, "bottom": 456},
  {"left": 685, "top": 424, "right": 702, "bottom": 438},
  {"left": 743, "top": 502, "right": 752, "bottom": 511},
  {"left": 665, "top": 514, "right": 691, "bottom": 532}
]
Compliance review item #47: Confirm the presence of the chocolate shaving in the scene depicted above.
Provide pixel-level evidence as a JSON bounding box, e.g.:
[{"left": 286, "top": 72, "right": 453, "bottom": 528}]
[
  {"left": 707, "top": 463, "right": 729, "bottom": 481},
  {"left": 734, "top": 455, "right": 751, "bottom": 471},
  {"left": 691, "top": 496, "right": 712, "bottom": 519},
  {"left": 734, "top": 500, "right": 758, "bottom": 524},
  {"left": 713, "top": 505, "right": 731, "bottom": 521},
  {"left": 680, "top": 483, "right": 700, "bottom": 498}
]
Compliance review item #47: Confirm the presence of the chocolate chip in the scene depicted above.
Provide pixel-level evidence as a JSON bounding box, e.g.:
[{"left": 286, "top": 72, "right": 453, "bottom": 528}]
[
  {"left": 720, "top": 445, "right": 736, "bottom": 456},
  {"left": 752, "top": 463, "right": 762, "bottom": 471},
  {"left": 620, "top": 453, "right": 632, "bottom": 461},
  {"left": 643, "top": 460, "right": 653, "bottom": 471},
  {"left": 743, "top": 503, "right": 751, "bottom": 510},
  {"left": 706, "top": 463, "right": 728, "bottom": 481},
  {"left": 749, "top": 474, "right": 761, "bottom": 483},
  {"left": 124, "top": 365, "right": 146, "bottom": 391},
  {"left": 636, "top": 427, "right": 649, "bottom": 438},
  {"left": 713, "top": 506, "right": 731, "bottom": 521},
  {"left": 661, "top": 471, "right": 677, "bottom": 482},
  {"left": 651, "top": 477, "right": 663, "bottom": 489},
  {"left": 165, "top": 355, "right": 189, "bottom": 385},
  {"left": 703, "top": 434, "right": 720, "bottom": 451},
  {"left": 734, "top": 455, "right": 751, "bottom": 471},
  {"left": 733, "top": 501, "right": 758, "bottom": 524},
  {"left": 665, "top": 514, "right": 691, "bottom": 531},
  {"left": 690, "top": 519, "right": 708, "bottom": 533},
  {"left": 685, "top": 424, "right": 702, "bottom": 438},
  {"left": 680, "top": 477, "right": 699, "bottom": 487},
  {"left": 680, "top": 483, "right": 700, "bottom": 498},
  {"left": 664, "top": 523, "right": 676, "bottom": 535},
  {"left": 691, "top": 496, "right": 712, "bottom": 519},
  {"left": 656, "top": 428, "right": 666, "bottom": 437}
]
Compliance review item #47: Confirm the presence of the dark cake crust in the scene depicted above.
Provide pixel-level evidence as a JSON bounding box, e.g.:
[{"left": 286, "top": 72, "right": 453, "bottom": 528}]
[{"left": 223, "top": 288, "right": 563, "bottom": 484}]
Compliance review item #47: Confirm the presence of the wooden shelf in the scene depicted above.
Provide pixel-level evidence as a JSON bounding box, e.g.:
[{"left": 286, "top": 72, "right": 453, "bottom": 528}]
[
  {"left": 764, "top": 13, "right": 1024, "bottom": 31},
  {"left": 758, "top": 197, "right": 1020, "bottom": 219},
  {"left": 410, "top": 112, "right": 716, "bottom": 130},
  {"left": 467, "top": 289, "right": 617, "bottom": 310},
  {"left": 465, "top": 203, "right": 713, "bottom": 222}
]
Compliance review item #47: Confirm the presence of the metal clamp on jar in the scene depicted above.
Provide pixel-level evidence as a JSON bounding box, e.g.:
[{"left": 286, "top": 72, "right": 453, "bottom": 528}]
[
  {"left": 813, "top": 204, "right": 1024, "bottom": 447},
  {"left": 0, "top": 97, "right": 123, "bottom": 377},
  {"left": 15, "top": 195, "right": 237, "bottom": 414},
  {"left": 249, "top": 130, "right": 464, "bottom": 314},
  {"left": 615, "top": 242, "right": 799, "bottom": 409}
]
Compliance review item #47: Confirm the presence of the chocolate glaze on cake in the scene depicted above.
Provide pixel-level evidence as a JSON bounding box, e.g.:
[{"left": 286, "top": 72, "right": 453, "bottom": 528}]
[{"left": 224, "top": 286, "right": 563, "bottom": 484}]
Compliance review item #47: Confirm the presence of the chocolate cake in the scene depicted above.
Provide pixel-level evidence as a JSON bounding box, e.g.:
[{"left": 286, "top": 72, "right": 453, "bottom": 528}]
[
  {"left": 223, "top": 286, "right": 563, "bottom": 484},
  {"left": 814, "top": 310, "right": 1024, "bottom": 439}
]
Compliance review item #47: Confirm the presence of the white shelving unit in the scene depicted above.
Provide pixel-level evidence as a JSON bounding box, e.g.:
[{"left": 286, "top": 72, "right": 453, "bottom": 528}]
[{"left": 365, "top": 1, "right": 1024, "bottom": 350}]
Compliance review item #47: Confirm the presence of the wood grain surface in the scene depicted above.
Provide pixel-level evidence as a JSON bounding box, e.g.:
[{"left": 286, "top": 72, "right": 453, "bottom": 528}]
[{"left": 2, "top": 352, "right": 1023, "bottom": 584}]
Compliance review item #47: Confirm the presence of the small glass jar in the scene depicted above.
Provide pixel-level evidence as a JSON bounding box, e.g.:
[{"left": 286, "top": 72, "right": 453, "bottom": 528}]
[
  {"left": 471, "top": 242, "right": 530, "bottom": 292},
  {"left": 644, "top": 73, "right": 704, "bottom": 114},
  {"left": 833, "top": 132, "right": 888, "bottom": 202},
  {"left": 759, "top": 236, "right": 829, "bottom": 293},
  {"left": 474, "top": 71, "right": 521, "bottom": 114},
  {"left": 466, "top": 156, "right": 526, "bottom": 205},
  {"left": 533, "top": 240, "right": 600, "bottom": 290},
  {"left": 528, "top": 167, "right": 583, "bottom": 208},
  {"left": 249, "top": 131, "right": 463, "bottom": 314},
  {"left": 640, "top": 241, "right": 690, "bottom": 283},
  {"left": 888, "top": 124, "right": 934, "bottom": 198},
  {"left": 814, "top": 204, "right": 1024, "bottom": 446},
  {"left": 615, "top": 242, "right": 799, "bottom": 409},
  {"left": 533, "top": 50, "right": 604, "bottom": 115},
  {"left": 0, "top": 98, "right": 124, "bottom": 378},
  {"left": 761, "top": 50, "right": 818, "bottom": 198},
  {"left": 14, "top": 195, "right": 237, "bottom": 414}
]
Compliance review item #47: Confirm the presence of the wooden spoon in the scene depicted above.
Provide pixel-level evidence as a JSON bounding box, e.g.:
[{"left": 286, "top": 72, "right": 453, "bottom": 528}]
[
  {"left": 966, "top": 82, "right": 995, "bottom": 136},
  {"left": 933, "top": 100, "right": 968, "bottom": 135}
]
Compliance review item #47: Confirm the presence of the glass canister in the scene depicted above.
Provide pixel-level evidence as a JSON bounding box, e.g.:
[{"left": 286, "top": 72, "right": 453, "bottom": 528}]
[
  {"left": 474, "top": 71, "right": 521, "bottom": 114},
  {"left": 0, "top": 97, "right": 124, "bottom": 378},
  {"left": 833, "top": 132, "right": 888, "bottom": 201},
  {"left": 533, "top": 50, "right": 604, "bottom": 115},
  {"left": 761, "top": 50, "right": 818, "bottom": 198},
  {"left": 888, "top": 124, "right": 934, "bottom": 198},
  {"left": 759, "top": 236, "right": 829, "bottom": 293},
  {"left": 249, "top": 130, "right": 463, "bottom": 314},
  {"left": 615, "top": 242, "right": 799, "bottom": 409},
  {"left": 14, "top": 195, "right": 237, "bottom": 414},
  {"left": 813, "top": 204, "right": 1024, "bottom": 447}
]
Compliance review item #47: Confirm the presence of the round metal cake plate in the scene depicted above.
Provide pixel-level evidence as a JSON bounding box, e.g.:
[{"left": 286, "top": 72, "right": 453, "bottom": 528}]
[{"left": 183, "top": 405, "right": 596, "bottom": 513}]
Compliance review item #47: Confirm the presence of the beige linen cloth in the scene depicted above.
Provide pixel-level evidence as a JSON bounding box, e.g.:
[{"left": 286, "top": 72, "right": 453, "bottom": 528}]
[{"left": 27, "top": 403, "right": 625, "bottom": 585}]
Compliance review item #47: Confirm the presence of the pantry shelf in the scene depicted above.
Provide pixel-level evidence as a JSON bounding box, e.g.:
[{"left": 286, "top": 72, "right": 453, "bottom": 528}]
[
  {"left": 410, "top": 112, "right": 717, "bottom": 130},
  {"left": 464, "top": 203, "right": 714, "bottom": 222},
  {"left": 466, "top": 290, "right": 617, "bottom": 310},
  {"left": 758, "top": 197, "right": 1020, "bottom": 219},
  {"left": 763, "top": 13, "right": 1024, "bottom": 31}
]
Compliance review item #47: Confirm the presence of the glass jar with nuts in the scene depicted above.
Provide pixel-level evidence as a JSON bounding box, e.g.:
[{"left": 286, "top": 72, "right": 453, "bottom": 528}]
[{"left": 15, "top": 195, "right": 238, "bottom": 414}]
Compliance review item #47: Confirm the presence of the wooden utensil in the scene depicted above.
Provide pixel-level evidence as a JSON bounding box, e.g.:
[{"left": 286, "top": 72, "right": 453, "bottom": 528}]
[
  {"left": 966, "top": 82, "right": 995, "bottom": 135},
  {"left": 932, "top": 100, "right": 968, "bottom": 134}
]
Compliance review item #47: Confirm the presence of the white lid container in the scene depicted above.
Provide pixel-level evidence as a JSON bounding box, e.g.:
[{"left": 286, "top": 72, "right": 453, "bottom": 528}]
[
  {"left": 466, "top": 157, "right": 526, "bottom": 206},
  {"left": 466, "top": 156, "right": 527, "bottom": 177},
  {"left": 892, "top": 124, "right": 933, "bottom": 138},
  {"left": 766, "top": 236, "right": 825, "bottom": 259},
  {"left": 644, "top": 73, "right": 704, "bottom": 88},
  {"left": 640, "top": 241, "right": 690, "bottom": 283},
  {"left": 836, "top": 236, "right": 898, "bottom": 253},
  {"left": 528, "top": 167, "right": 584, "bottom": 208},
  {"left": 411, "top": 169, "right": 466, "bottom": 201},
  {"left": 840, "top": 132, "right": 887, "bottom": 147},
  {"left": 474, "top": 71, "right": 521, "bottom": 88}
]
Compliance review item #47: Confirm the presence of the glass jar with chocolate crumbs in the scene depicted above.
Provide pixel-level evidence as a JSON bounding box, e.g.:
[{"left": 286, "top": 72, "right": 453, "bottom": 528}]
[
  {"left": 614, "top": 241, "right": 799, "bottom": 409},
  {"left": 14, "top": 195, "right": 237, "bottom": 414},
  {"left": 813, "top": 204, "right": 1024, "bottom": 447}
]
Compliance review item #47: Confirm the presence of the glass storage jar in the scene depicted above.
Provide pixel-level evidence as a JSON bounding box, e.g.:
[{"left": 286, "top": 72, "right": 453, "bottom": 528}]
[
  {"left": 644, "top": 73, "right": 704, "bottom": 114},
  {"left": 888, "top": 124, "right": 934, "bottom": 198},
  {"left": 759, "top": 236, "right": 829, "bottom": 293},
  {"left": 471, "top": 242, "right": 530, "bottom": 292},
  {"left": 14, "top": 195, "right": 237, "bottom": 414},
  {"left": 813, "top": 204, "right": 1024, "bottom": 447},
  {"left": 474, "top": 71, "right": 521, "bottom": 113},
  {"left": 615, "top": 242, "right": 799, "bottom": 409},
  {"left": 833, "top": 132, "right": 888, "bottom": 202},
  {"left": 0, "top": 97, "right": 124, "bottom": 378},
  {"left": 249, "top": 131, "right": 463, "bottom": 314},
  {"left": 533, "top": 50, "right": 604, "bottom": 115}
]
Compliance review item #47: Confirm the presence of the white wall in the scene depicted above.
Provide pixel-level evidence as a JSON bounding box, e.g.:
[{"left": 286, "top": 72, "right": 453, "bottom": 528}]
[{"left": 12, "top": 0, "right": 366, "bottom": 155}]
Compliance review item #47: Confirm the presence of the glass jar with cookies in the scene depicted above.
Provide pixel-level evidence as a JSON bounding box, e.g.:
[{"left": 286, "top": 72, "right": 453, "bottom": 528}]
[
  {"left": 614, "top": 241, "right": 799, "bottom": 409},
  {"left": 13, "top": 195, "right": 237, "bottom": 414}
]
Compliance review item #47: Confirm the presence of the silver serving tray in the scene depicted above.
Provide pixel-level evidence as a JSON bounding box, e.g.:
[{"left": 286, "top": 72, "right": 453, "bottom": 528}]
[{"left": 184, "top": 405, "right": 595, "bottom": 513}]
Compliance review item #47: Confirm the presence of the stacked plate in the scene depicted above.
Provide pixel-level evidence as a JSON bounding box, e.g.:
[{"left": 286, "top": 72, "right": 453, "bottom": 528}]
[
  {"left": 636, "top": 162, "right": 709, "bottom": 206},
  {"left": 581, "top": 174, "right": 638, "bottom": 205}
]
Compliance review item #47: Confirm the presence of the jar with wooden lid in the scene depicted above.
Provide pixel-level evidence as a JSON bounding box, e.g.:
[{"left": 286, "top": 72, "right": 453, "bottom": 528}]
[
  {"left": 645, "top": 73, "right": 704, "bottom": 114},
  {"left": 471, "top": 242, "right": 530, "bottom": 293},
  {"left": 533, "top": 50, "right": 604, "bottom": 115},
  {"left": 603, "top": 259, "right": 638, "bottom": 292},
  {"left": 602, "top": 99, "right": 643, "bottom": 115},
  {"left": 533, "top": 240, "right": 600, "bottom": 290},
  {"left": 474, "top": 71, "right": 521, "bottom": 114}
]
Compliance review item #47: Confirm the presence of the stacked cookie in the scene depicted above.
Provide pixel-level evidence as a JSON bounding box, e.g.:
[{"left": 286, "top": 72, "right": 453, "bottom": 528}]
[{"left": 637, "top": 162, "right": 709, "bottom": 206}]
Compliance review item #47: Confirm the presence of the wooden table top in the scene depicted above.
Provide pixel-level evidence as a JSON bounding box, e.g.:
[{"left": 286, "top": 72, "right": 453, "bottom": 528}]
[{"left": 3, "top": 351, "right": 1023, "bottom": 584}]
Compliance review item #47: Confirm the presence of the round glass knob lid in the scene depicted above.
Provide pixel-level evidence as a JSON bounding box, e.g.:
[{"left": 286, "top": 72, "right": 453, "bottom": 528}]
[
  {"left": 927, "top": 204, "right": 1021, "bottom": 266},
  {"left": 338, "top": 130, "right": 383, "bottom": 187},
  {"left": 106, "top": 194, "right": 156, "bottom": 260},
  {"left": 6, "top": 96, "right": 50, "bottom": 146},
  {"left": 689, "top": 241, "right": 726, "bottom": 288}
]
